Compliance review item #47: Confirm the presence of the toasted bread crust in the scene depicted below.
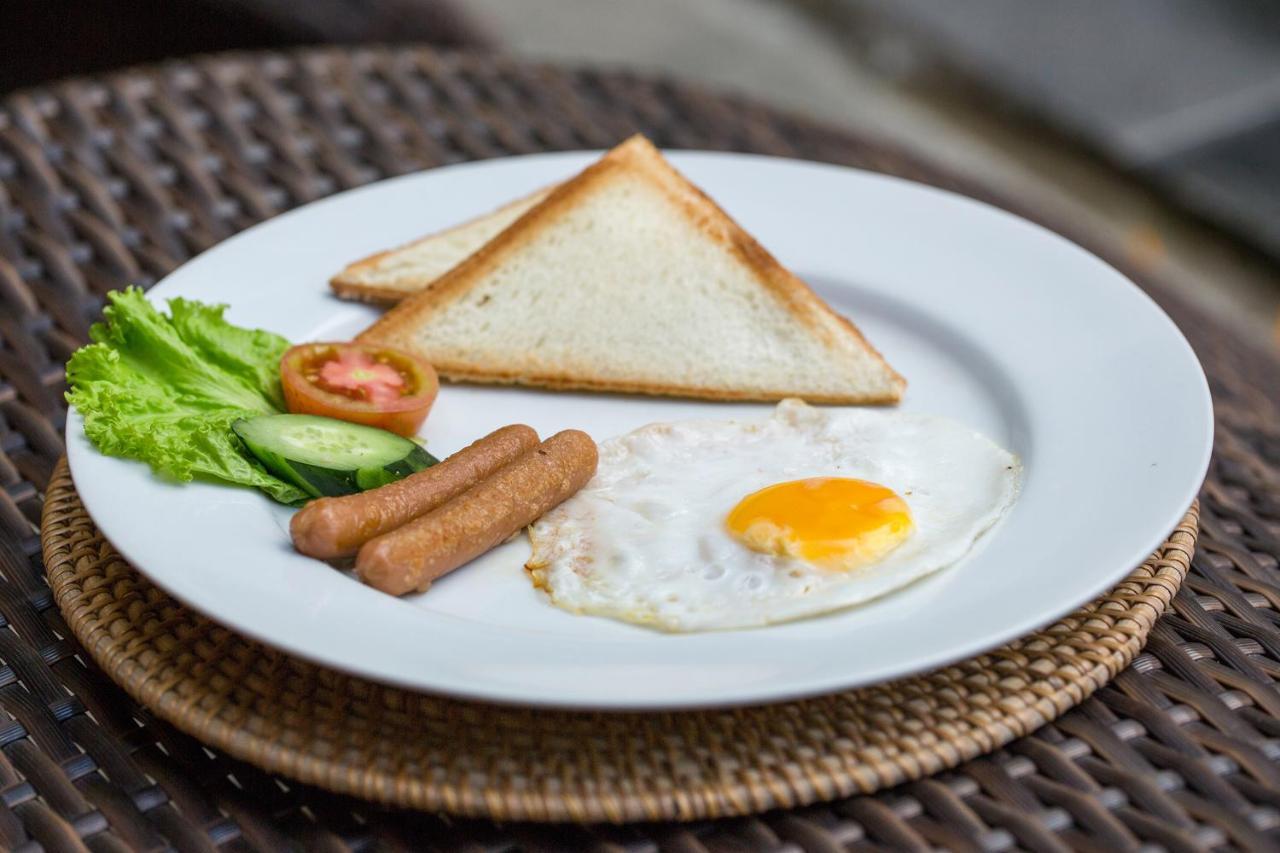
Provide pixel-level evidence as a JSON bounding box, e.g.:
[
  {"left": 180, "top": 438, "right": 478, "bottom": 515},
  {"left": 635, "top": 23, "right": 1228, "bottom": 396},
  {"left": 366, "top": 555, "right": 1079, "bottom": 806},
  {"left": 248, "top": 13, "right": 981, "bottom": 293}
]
[
  {"left": 329, "top": 279, "right": 422, "bottom": 305},
  {"left": 329, "top": 185, "right": 554, "bottom": 302},
  {"left": 428, "top": 364, "right": 903, "bottom": 404},
  {"left": 360, "top": 135, "right": 906, "bottom": 402}
]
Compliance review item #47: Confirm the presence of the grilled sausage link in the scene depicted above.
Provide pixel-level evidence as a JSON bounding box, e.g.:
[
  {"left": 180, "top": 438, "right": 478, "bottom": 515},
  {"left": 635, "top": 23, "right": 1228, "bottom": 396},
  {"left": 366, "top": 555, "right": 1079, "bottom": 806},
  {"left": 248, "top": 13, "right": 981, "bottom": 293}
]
[
  {"left": 290, "top": 424, "right": 539, "bottom": 559},
  {"left": 356, "top": 430, "right": 598, "bottom": 595}
]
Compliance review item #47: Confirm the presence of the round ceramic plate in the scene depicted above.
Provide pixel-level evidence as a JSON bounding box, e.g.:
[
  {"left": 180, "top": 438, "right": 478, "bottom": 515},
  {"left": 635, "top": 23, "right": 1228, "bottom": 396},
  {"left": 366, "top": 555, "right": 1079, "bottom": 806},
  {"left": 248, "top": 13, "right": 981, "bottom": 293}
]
[{"left": 65, "top": 151, "right": 1212, "bottom": 710}]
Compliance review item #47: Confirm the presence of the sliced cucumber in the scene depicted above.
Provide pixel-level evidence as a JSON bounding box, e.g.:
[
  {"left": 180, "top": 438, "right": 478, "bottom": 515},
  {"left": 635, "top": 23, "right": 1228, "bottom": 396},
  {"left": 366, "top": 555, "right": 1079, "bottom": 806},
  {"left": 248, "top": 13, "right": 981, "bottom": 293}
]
[{"left": 232, "top": 414, "right": 437, "bottom": 499}]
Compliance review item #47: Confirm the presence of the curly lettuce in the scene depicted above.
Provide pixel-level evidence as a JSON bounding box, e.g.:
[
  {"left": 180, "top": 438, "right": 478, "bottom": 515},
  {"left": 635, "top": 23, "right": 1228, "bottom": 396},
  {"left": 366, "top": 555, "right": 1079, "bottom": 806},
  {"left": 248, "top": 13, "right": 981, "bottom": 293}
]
[{"left": 67, "top": 288, "right": 307, "bottom": 504}]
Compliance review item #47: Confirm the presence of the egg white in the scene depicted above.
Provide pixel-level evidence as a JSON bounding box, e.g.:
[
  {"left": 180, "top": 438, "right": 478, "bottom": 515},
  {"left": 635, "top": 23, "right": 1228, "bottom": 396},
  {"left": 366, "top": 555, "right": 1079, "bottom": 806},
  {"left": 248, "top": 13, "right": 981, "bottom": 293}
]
[{"left": 527, "top": 399, "right": 1020, "bottom": 632}]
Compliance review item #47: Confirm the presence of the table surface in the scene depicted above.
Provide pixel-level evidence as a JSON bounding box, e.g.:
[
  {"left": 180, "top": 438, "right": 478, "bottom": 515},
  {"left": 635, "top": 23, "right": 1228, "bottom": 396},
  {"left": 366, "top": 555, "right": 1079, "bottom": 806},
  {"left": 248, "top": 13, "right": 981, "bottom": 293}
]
[{"left": 0, "top": 46, "right": 1277, "bottom": 851}]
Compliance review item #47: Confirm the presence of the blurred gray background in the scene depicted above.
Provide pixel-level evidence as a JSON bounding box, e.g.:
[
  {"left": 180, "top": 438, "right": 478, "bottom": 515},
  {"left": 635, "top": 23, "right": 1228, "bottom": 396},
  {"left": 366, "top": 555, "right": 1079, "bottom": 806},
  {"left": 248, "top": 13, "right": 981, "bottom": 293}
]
[{"left": 464, "top": 0, "right": 1280, "bottom": 352}]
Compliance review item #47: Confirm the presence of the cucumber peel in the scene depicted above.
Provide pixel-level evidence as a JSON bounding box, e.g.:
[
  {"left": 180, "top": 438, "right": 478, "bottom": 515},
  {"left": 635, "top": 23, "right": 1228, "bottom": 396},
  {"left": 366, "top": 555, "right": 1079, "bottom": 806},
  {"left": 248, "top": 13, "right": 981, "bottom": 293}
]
[{"left": 232, "top": 414, "right": 437, "bottom": 499}]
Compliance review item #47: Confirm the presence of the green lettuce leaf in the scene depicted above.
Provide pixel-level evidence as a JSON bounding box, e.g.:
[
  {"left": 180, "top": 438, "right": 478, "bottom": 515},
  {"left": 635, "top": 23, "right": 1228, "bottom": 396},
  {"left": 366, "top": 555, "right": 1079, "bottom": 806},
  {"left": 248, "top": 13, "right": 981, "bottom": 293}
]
[{"left": 67, "top": 287, "right": 307, "bottom": 504}]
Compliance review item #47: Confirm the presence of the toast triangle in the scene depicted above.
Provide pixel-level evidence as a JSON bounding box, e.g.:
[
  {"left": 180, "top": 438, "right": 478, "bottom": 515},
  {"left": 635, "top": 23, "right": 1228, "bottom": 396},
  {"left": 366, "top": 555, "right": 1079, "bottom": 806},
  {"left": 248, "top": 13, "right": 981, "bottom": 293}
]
[{"left": 358, "top": 135, "right": 905, "bottom": 404}]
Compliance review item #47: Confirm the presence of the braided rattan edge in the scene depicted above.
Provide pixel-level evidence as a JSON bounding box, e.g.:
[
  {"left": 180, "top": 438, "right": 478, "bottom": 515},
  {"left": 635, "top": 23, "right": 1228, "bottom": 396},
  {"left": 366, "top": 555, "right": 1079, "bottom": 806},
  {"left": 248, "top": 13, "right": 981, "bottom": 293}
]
[{"left": 42, "top": 457, "right": 1198, "bottom": 822}]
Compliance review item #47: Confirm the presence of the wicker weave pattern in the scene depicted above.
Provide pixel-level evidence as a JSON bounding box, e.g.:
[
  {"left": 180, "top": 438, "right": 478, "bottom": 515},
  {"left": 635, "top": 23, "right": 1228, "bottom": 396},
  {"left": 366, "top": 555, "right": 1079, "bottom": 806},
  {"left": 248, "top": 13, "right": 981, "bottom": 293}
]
[
  {"left": 0, "top": 46, "right": 1276, "bottom": 849},
  {"left": 40, "top": 460, "right": 1197, "bottom": 823}
]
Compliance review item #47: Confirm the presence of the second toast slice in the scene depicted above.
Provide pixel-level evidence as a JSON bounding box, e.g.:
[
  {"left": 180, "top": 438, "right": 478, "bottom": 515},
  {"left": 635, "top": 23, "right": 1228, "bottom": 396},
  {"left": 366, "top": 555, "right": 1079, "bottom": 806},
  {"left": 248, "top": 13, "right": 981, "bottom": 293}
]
[{"left": 331, "top": 187, "right": 552, "bottom": 304}]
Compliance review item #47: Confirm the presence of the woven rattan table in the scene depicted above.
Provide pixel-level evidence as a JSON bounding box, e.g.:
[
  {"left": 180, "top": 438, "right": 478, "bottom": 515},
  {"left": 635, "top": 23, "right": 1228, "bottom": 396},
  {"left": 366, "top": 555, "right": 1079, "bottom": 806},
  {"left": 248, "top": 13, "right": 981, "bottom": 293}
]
[{"left": 2, "top": 46, "right": 1278, "bottom": 851}]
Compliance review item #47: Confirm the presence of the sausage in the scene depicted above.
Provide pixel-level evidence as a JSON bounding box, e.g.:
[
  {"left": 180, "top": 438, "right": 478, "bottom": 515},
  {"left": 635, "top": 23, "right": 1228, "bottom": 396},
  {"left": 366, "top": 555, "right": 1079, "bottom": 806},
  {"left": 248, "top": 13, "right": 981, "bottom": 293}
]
[
  {"left": 356, "top": 429, "right": 598, "bottom": 595},
  {"left": 290, "top": 424, "right": 539, "bottom": 559}
]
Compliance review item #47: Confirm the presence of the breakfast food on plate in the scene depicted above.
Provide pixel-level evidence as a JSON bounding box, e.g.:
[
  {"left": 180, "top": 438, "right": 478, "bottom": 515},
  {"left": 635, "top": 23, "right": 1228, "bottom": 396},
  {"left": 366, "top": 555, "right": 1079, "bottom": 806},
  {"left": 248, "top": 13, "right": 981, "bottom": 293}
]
[
  {"left": 75, "top": 139, "right": 1015, "bottom": 624},
  {"left": 68, "top": 288, "right": 314, "bottom": 504},
  {"left": 70, "top": 139, "right": 1020, "bottom": 628},
  {"left": 280, "top": 342, "right": 439, "bottom": 437},
  {"left": 358, "top": 135, "right": 905, "bottom": 404},
  {"left": 233, "top": 414, "right": 437, "bottom": 498},
  {"left": 330, "top": 186, "right": 554, "bottom": 304},
  {"left": 291, "top": 424, "right": 539, "bottom": 559},
  {"left": 68, "top": 289, "right": 448, "bottom": 505},
  {"left": 358, "top": 430, "right": 599, "bottom": 595},
  {"left": 527, "top": 399, "right": 1019, "bottom": 631}
]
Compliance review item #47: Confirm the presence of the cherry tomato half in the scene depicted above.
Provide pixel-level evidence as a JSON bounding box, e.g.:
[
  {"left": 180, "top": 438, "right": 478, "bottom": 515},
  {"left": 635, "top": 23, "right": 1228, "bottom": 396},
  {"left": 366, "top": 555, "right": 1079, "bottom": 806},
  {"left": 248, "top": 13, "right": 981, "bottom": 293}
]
[{"left": 280, "top": 342, "right": 438, "bottom": 437}]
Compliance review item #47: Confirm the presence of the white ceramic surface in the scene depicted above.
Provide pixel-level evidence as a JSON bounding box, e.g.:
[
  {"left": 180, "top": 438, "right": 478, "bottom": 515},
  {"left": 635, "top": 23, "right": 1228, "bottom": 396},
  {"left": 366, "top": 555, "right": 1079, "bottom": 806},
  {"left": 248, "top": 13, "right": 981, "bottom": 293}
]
[{"left": 66, "top": 151, "right": 1212, "bottom": 710}]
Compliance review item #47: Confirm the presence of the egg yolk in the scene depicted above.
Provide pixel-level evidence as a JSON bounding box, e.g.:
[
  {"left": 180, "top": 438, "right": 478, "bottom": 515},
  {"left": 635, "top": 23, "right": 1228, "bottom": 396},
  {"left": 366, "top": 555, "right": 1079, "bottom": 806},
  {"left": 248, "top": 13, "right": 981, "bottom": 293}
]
[{"left": 725, "top": 477, "right": 913, "bottom": 570}]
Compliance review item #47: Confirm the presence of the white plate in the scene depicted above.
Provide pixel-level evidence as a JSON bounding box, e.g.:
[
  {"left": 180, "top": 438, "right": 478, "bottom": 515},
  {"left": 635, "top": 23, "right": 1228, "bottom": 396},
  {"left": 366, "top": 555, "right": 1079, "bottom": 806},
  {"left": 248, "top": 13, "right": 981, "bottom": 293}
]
[{"left": 66, "top": 151, "right": 1212, "bottom": 710}]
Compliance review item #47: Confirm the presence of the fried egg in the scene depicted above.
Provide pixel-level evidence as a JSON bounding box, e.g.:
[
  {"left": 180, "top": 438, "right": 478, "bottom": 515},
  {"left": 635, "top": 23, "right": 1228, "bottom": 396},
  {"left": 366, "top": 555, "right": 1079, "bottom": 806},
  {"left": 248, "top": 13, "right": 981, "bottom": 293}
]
[{"left": 527, "top": 399, "right": 1020, "bottom": 631}]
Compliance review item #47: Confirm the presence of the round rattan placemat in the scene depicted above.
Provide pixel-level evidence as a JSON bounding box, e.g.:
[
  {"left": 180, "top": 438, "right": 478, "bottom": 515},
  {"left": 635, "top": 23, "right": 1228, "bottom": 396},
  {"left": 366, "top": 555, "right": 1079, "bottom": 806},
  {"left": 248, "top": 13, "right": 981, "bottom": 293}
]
[{"left": 41, "top": 459, "right": 1197, "bottom": 823}]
